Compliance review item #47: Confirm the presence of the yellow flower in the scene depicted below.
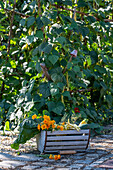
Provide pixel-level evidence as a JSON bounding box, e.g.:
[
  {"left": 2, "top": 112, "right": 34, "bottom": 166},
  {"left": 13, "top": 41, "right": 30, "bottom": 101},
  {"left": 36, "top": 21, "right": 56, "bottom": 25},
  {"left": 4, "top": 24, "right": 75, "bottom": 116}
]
[
  {"left": 62, "top": 122, "right": 65, "bottom": 125},
  {"left": 49, "top": 154, "right": 53, "bottom": 159},
  {"left": 41, "top": 124, "right": 47, "bottom": 130},
  {"left": 37, "top": 124, "right": 40, "bottom": 131},
  {"left": 60, "top": 126, "right": 64, "bottom": 131},
  {"left": 54, "top": 155, "right": 58, "bottom": 160},
  {"left": 58, "top": 154, "right": 61, "bottom": 159},
  {"left": 32, "top": 114, "right": 37, "bottom": 120}
]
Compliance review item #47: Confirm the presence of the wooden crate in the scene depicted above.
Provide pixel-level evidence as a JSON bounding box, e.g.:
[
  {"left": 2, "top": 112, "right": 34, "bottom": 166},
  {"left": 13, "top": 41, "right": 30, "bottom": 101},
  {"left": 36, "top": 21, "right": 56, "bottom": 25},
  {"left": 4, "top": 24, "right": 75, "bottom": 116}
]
[{"left": 36, "top": 129, "right": 90, "bottom": 154}]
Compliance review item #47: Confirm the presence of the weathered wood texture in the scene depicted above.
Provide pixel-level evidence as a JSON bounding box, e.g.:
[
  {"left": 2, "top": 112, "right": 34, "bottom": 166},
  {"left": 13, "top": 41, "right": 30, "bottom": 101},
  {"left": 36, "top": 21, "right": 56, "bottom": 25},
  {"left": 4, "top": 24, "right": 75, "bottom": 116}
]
[{"left": 43, "top": 129, "right": 90, "bottom": 153}]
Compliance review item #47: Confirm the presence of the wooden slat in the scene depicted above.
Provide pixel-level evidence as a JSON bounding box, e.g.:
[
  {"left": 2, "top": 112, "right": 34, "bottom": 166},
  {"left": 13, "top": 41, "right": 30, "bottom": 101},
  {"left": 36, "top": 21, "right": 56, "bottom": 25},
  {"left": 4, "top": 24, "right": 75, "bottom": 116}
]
[
  {"left": 46, "top": 141, "right": 88, "bottom": 146},
  {"left": 47, "top": 135, "right": 89, "bottom": 141},
  {"left": 45, "top": 145, "right": 86, "bottom": 150},
  {"left": 60, "top": 150, "right": 76, "bottom": 154},
  {"left": 47, "top": 129, "right": 89, "bottom": 136},
  {"left": 44, "top": 149, "right": 86, "bottom": 154}
]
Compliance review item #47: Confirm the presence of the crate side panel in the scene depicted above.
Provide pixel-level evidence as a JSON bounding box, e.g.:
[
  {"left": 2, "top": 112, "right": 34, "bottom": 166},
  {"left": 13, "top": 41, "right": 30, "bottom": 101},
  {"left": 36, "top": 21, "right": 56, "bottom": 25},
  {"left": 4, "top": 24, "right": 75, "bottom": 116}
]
[
  {"left": 46, "top": 140, "right": 88, "bottom": 146},
  {"left": 45, "top": 145, "right": 86, "bottom": 151},
  {"left": 47, "top": 135, "right": 89, "bottom": 141},
  {"left": 36, "top": 131, "right": 46, "bottom": 153}
]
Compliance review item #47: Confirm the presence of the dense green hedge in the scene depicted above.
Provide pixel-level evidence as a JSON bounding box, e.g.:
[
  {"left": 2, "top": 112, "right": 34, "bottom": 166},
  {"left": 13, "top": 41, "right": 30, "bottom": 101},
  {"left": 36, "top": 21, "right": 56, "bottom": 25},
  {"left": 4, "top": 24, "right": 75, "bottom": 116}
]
[{"left": 0, "top": 0, "right": 113, "bottom": 134}]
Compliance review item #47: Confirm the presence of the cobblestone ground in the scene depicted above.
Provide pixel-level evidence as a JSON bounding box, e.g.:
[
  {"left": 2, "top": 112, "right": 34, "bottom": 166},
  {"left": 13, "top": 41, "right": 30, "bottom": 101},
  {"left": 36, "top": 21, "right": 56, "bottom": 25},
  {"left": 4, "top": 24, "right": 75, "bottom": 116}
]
[{"left": 0, "top": 129, "right": 113, "bottom": 170}]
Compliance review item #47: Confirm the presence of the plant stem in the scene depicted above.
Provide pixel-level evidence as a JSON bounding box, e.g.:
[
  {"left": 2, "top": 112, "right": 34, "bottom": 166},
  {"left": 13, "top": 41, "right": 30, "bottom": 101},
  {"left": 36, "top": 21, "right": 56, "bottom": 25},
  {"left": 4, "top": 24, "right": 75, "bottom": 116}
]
[{"left": 7, "top": 0, "right": 16, "bottom": 55}]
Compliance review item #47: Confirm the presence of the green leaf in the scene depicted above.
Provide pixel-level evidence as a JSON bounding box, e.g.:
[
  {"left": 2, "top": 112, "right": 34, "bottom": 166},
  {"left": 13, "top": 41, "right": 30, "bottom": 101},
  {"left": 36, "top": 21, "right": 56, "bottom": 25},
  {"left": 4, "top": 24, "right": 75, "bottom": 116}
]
[
  {"left": 50, "top": 87, "right": 59, "bottom": 96},
  {"left": 86, "top": 108, "right": 95, "bottom": 120},
  {"left": 51, "top": 73, "right": 62, "bottom": 82},
  {"left": 10, "top": 60, "right": 16, "bottom": 68},
  {"left": 100, "top": 81, "right": 107, "bottom": 90},
  {"left": 32, "top": 47, "right": 39, "bottom": 56},
  {"left": 36, "top": 17, "right": 44, "bottom": 29},
  {"left": 47, "top": 101, "right": 55, "bottom": 112},
  {"left": 62, "top": 91, "right": 72, "bottom": 100},
  {"left": 62, "top": 0, "right": 72, "bottom": 5},
  {"left": 42, "top": 44, "right": 52, "bottom": 54},
  {"left": 7, "top": 105, "right": 16, "bottom": 119},
  {"left": 5, "top": 121, "right": 10, "bottom": 131},
  {"left": 27, "top": 16, "right": 35, "bottom": 27},
  {"left": 0, "top": 1, "right": 4, "bottom": 9},
  {"left": 70, "top": 21, "right": 78, "bottom": 30},
  {"left": 90, "top": 51, "right": 98, "bottom": 64},
  {"left": 106, "top": 95, "right": 113, "bottom": 106},
  {"left": 50, "top": 10, "right": 57, "bottom": 19},
  {"left": 87, "top": 16, "right": 96, "bottom": 23},
  {"left": 86, "top": 56, "right": 92, "bottom": 66},
  {"left": 67, "top": 63, "right": 72, "bottom": 69},
  {"left": 73, "top": 66, "right": 80, "bottom": 73},
  {"left": 41, "top": 16, "right": 51, "bottom": 26},
  {"left": 22, "top": 3, "right": 28, "bottom": 11},
  {"left": 28, "top": 79, "right": 35, "bottom": 93},
  {"left": 88, "top": 123, "right": 100, "bottom": 129},
  {"left": 56, "top": 36, "right": 66, "bottom": 45},
  {"left": 35, "top": 98, "right": 45, "bottom": 110},
  {"left": 52, "top": 102, "right": 64, "bottom": 115},
  {"left": 61, "top": 59, "right": 67, "bottom": 67},
  {"left": 94, "top": 81, "right": 101, "bottom": 88},
  {"left": 19, "top": 19, "right": 26, "bottom": 27},
  {"left": 36, "top": 30, "right": 43, "bottom": 39},
  {"left": 8, "top": 77, "right": 20, "bottom": 86},
  {"left": 39, "top": 83, "right": 50, "bottom": 98},
  {"left": 26, "top": 35, "right": 34, "bottom": 44},
  {"left": 94, "top": 65, "right": 106, "bottom": 74},
  {"left": 91, "top": 110, "right": 98, "bottom": 118},
  {"left": 57, "top": 82, "right": 64, "bottom": 90},
  {"left": 39, "top": 42, "right": 48, "bottom": 54},
  {"left": 29, "top": 1, "right": 36, "bottom": 12},
  {"left": 48, "top": 55, "right": 59, "bottom": 65},
  {"left": 78, "top": 0, "right": 87, "bottom": 7},
  {"left": 11, "top": 119, "right": 40, "bottom": 150},
  {"left": 36, "top": 62, "right": 41, "bottom": 73},
  {"left": 80, "top": 27, "right": 89, "bottom": 37}
]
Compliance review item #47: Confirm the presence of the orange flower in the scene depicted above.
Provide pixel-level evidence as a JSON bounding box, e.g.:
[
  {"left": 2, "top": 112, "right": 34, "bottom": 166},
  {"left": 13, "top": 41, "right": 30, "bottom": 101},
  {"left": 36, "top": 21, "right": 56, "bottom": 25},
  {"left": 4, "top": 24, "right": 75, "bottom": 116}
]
[
  {"left": 54, "top": 155, "right": 58, "bottom": 160},
  {"left": 47, "top": 121, "right": 51, "bottom": 126},
  {"left": 57, "top": 125, "right": 60, "bottom": 129},
  {"left": 43, "top": 119, "right": 48, "bottom": 124},
  {"left": 43, "top": 115, "right": 50, "bottom": 121},
  {"left": 49, "top": 154, "right": 53, "bottom": 159},
  {"left": 52, "top": 124, "right": 56, "bottom": 129},
  {"left": 62, "top": 122, "right": 65, "bottom": 125},
  {"left": 39, "top": 116, "right": 42, "bottom": 118},
  {"left": 37, "top": 124, "right": 40, "bottom": 131},
  {"left": 60, "top": 126, "right": 63, "bottom": 131},
  {"left": 58, "top": 154, "right": 61, "bottom": 159},
  {"left": 51, "top": 120, "right": 55, "bottom": 124},
  {"left": 32, "top": 114, "right": 37, "bottom": 120},
  {"left": 46, "top": 124, "right": 50, "bottom": 130},
  {"left": 41, "top": 124, "right": 47, "bottom": 130}
]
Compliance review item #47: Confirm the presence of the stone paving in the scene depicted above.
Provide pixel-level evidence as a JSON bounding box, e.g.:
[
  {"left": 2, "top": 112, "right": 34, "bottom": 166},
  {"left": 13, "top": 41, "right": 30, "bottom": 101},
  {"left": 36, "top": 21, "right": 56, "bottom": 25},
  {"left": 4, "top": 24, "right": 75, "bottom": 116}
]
[{"left": 0, "top": 130, "right": 113, "bottom": 169}]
